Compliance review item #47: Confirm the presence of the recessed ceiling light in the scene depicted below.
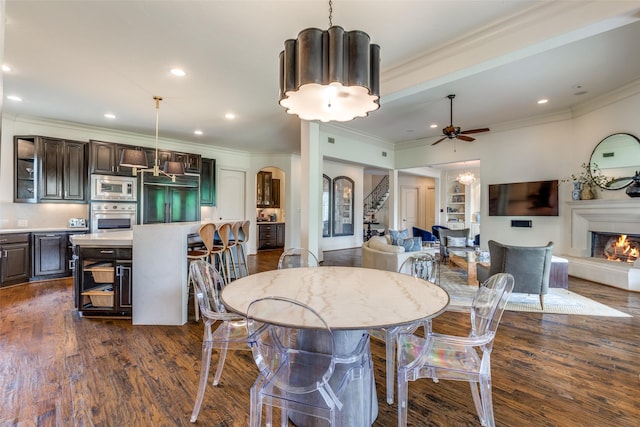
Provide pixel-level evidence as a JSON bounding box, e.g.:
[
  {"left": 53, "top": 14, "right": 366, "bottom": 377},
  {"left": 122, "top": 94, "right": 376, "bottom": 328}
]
[
  {"left": 104, "top": 113, "right": 116, "bottom": 119},
  {"left": 194, "top": 130, "right": 203, "bottom": 135},
  {"left": 170, "top": 68, "right": 186, "bottom": 77},
  {"left": 430, "top": 124, "right": 438, "bottom": 128},
  {"left": 225, "top": 113, "right": 236, "bottom": 120},
  {"left": 7, "top": 95, "right": 22, "bottom": 102},
  {"left": 537, "top": 99, "right": 548, "bottom": 105},
  {"left": 2, "top": 65, "right": 11, "bottom": 72}
]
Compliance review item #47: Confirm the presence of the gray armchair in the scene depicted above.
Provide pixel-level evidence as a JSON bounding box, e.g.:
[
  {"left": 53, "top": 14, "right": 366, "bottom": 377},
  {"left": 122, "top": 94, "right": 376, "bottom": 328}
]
[
  {"left": 439, "top": 228, "right": 472, "bottom": 261},
  {"left": 476, "top": 240, "right": 554, "bottom": 308}
]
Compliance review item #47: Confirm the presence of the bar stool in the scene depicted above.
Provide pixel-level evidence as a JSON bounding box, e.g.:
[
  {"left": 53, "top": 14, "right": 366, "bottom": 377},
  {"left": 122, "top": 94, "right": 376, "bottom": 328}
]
[
  {"left": 187, "top": 245, "right": 209, "bottom": 322},
  {"left": 236, "top": 220, "right": 250, "bottom": 276},
  {"left": 225, "top": 221, "right": 241, "bottom": 281},
  {"left": 199, "top": 223, "right": 231, "bottom": 284}
]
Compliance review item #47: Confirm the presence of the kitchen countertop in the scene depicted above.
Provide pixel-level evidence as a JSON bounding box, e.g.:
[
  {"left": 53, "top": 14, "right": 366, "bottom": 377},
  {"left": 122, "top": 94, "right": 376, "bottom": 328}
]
[
  {"left": 69, "top": 231, "right": 133, "bottom": 247},
  {"left": 0, "top": 227, "right": 89, "bottom": 233}
]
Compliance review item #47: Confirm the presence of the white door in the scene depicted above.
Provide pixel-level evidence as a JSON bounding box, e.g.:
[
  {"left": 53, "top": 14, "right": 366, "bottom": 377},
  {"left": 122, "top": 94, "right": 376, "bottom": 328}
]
[
  {"left": 401, "top": 186, "right": 419, "bottom": 232},
  {"left": 217, "top": 168, "right": 246, "bottom": 220}
]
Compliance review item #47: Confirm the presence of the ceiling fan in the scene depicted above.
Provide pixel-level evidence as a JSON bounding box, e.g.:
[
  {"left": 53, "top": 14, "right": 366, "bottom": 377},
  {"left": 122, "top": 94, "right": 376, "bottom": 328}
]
[{"left": 432, "top": 94, "right": 490, "bottom": 146}]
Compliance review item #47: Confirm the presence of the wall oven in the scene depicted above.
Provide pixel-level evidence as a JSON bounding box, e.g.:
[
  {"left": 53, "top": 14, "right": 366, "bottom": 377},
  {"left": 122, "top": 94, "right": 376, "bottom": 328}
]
[
  {"left": 91, "top": 174, "right": 137, "bottom": 201},
  {"left": 90, "top": 202, "right": 138, "bottom": 233}
]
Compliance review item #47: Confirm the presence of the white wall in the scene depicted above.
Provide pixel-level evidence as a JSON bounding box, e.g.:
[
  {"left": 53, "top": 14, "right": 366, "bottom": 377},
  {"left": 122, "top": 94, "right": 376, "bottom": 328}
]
[{"left": 395, "top": 89, "right": 640, "bottom": 254}]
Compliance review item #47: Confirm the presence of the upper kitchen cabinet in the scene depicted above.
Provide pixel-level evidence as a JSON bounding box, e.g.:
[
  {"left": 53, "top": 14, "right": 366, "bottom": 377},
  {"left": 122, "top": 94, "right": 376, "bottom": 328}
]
[
  {"left": 200, "top": 158, "right": 216, "bottom": 206},
  {"left": 256, "top": 171, "right": 273, "bottom": 208},
  {"left": 90, "top": 140, "right": 135, "bottom": 176},
  {"left": 14, "top": 136, "right": 88, "bottom": 203},
  {"left": 172, "top": 152, "right": 202, "bottom": 173},
  {"left": 14, "top": 137, "right": 37, "bottom": 202}
]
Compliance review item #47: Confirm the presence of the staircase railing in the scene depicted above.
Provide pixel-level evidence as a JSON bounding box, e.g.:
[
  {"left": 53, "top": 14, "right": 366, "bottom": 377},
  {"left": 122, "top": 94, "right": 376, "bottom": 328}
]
[{"left": 364, "top": 175, "right": 389, "bottom": 217}]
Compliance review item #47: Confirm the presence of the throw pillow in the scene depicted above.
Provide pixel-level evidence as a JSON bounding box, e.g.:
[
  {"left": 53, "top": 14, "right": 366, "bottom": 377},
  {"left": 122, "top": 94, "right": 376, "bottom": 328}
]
[
  {"left": 447, "top": 236, "right": 467, "bottom": 247},
  {"left": 389, "top": 229, "right": 409, "bottom": 245},
  {"left": 400, "top": 236, "right": 422, "bottom": 252}
]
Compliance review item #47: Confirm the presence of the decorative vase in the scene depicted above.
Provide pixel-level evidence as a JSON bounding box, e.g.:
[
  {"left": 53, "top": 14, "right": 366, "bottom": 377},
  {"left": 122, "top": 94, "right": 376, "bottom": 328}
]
[
  {"left": 580, "top": 184, "right": 595, "bottom": 200},
  {"left": 571, "top": 182, "right": 581, "bottom": 200}
]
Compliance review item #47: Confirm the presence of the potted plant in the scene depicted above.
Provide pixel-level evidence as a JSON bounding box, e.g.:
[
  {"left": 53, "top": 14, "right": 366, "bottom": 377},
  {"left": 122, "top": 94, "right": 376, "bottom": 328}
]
[{"left": 563, "top": 162, "right": 609, "bottom": 200}]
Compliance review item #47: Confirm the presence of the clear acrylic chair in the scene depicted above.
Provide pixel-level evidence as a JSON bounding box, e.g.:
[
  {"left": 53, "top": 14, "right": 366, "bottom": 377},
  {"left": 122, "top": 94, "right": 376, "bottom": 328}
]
[
  {"left": 370, "top": 252, "right": 439, "bottom": 404},
  {"left": 277, "top": 248, "right": 319, "bottom": 269},
  {"left": 188, "top": 259, "right": 251, "bottom": 423},
  {"left": 396, "top": 273, "right": 515, "bottom": 427},
  {"left": 246, "top": 296, "right": 372, "bottom": 427}
]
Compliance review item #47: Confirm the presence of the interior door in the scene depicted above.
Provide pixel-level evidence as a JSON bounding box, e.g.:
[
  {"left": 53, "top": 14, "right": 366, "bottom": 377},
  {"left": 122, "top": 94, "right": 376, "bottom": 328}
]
[
  {"left": 218, "top": 168, "right": 246, "bottom": 220},
  {"left": 401, "top": 186, "right": 419, "bottom": 233}
]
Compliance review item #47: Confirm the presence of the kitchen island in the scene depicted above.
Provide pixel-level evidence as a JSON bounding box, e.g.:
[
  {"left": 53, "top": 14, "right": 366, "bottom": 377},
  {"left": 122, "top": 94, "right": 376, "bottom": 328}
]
[{"left": 71, "top": 222, "right": 206, "bottom": 325}]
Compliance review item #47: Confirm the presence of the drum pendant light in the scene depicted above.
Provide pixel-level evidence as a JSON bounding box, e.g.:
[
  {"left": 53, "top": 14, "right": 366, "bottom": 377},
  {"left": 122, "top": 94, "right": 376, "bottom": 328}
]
[{"left": 278, "top": 0, "right": 380, "bottom": 122}]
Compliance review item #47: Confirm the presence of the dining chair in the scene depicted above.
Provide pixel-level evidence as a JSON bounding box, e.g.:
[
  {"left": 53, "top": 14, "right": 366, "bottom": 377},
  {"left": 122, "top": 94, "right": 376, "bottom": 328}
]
[
  {"left": 246, "top": 296, "right": 372, "bottom": 427},
  {"left": 188, "top": 259, "right": 251, "bottom": 423},
  {"left": 396, "top": 273, "right": 515, "bottom": 427},
  {"left": 277, "top": 247, "right": 319, "bottom": 269},
  {"left": 370, "top": 252, "right": 439, "bottom": 405}
]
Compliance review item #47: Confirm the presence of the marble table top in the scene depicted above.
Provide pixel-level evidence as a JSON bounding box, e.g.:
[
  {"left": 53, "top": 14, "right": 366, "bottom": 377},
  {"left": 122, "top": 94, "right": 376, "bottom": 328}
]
[{"left": 221, "top": 266, "right": 450, "bottom": 330}]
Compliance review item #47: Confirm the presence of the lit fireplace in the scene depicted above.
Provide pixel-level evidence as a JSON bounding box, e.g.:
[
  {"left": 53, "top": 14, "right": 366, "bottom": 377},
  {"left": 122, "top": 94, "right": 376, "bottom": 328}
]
[{"left": 591, "top": 232, "right": 640, "bottom": 263}]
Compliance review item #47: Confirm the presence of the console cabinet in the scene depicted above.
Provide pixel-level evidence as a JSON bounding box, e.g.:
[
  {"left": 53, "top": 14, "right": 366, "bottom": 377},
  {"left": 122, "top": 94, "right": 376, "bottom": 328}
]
[{"left": 0, "top": 233, "right": 30, "bottom": 287}]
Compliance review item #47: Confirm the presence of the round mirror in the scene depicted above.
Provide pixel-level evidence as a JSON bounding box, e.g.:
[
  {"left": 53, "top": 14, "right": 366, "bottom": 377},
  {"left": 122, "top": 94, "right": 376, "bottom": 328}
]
[{"left": 590, "top": 133, "right": 640, "bottom": 190}]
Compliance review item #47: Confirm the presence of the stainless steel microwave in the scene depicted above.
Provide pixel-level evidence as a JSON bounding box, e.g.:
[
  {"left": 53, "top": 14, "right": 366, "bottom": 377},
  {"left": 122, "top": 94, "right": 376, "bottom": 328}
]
[{"left": 91, "top": 174, "right": 137, "bottom": 201}]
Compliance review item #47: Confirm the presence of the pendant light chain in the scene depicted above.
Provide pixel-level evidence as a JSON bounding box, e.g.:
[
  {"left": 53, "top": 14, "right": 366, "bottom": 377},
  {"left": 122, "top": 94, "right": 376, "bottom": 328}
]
[{"left": 328, "top": 0, "right": 333, "bottom": 27}]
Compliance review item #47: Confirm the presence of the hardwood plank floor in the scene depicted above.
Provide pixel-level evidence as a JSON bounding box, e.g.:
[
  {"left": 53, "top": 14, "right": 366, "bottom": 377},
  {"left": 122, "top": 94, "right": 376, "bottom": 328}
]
[{"left": 1, "top": 248, "right": 639, "bottom": 426}]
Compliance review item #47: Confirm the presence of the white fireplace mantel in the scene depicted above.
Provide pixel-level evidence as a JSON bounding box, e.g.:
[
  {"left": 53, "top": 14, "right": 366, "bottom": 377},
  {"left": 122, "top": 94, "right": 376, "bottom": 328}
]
[{"left": 566, "top": 198, "right": 640, "bottom": 291}]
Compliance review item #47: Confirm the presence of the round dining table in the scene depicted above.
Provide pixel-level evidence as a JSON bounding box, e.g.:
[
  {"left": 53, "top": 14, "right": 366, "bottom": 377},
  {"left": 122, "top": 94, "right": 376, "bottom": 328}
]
[{"left": 221, "top": 266, "right": 450, "bottom": 426}]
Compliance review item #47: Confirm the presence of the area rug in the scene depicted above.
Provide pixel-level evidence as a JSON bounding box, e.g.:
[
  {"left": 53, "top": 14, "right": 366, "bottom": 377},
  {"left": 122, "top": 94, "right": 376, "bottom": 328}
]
[{"left": 439, "top": 265, "right": 631, "bottom": 317}]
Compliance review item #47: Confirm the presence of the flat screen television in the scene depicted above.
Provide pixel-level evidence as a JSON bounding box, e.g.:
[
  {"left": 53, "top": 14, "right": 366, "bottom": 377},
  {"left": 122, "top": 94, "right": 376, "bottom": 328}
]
[{"left": 488, "top": 180, "right": 559, "bottom": 216}]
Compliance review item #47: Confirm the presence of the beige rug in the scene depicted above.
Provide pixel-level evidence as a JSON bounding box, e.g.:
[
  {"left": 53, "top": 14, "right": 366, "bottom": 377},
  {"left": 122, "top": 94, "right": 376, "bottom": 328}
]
[{"left": 439, "top": 266, "right": 631, "bottom": 317}]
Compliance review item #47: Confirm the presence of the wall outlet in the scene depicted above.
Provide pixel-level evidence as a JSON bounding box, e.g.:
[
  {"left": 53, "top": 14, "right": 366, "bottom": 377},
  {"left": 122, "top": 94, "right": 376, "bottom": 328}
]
[{"left": 17, "top": 219, "right": 28, "bottom": 227}]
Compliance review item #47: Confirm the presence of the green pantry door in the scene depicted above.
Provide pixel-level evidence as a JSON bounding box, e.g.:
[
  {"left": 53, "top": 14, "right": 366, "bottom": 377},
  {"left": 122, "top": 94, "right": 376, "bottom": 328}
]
[{"left": 142, "top": 175, "right": 200, "bottom": 224}]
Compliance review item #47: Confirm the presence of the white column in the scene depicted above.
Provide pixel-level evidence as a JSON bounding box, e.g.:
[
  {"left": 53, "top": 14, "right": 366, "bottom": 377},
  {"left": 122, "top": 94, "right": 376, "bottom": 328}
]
[
  {"left": 300, "top": 121, "right": 322, "bottom": 259},
  {"left": 388, "top": 169, "right": 399, "bottom": 229}
]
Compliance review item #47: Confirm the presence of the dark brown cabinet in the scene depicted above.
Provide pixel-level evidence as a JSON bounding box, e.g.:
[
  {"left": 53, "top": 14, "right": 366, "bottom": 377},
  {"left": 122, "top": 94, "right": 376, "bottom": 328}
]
[
  {"left": 271, "top": 178, "right": 280, "bottom": 208},
  {"left": 172, "top": 151, "right": 202, "bottom": 173},
  {"left": 32, "top": 232, "right": 66, "bottom": 277},
  {"left": 14, "top": 136, "right": 87, "bottom": 203},
  {"left": 14, "top": 137, "right": 37, "bottom": 202},
  {"left": 200, "top": 158, "right": 216, "bottom": 206},
  {"left": 76, "top": 246, "right": 132, "bottom": 316},
  {"left": 39, "top": 138, "right": 87, "bottom": 202},
  {"left": 90, "top": 140, "right": 135, "bottom": 176},
  {"left": 258, "top": 223, "right": 285, "bottom": 250},
  {"left": 0, "top": 233, "right": 30, "bottom": 287},
  {"left": 257, "top": 171, "right": 274, "bottom": 208}
]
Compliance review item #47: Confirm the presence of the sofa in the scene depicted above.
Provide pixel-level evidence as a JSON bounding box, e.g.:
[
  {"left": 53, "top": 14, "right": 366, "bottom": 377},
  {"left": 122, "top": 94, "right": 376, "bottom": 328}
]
[{"left": 362, "top": 235, "right": 416, "bottom": 272}]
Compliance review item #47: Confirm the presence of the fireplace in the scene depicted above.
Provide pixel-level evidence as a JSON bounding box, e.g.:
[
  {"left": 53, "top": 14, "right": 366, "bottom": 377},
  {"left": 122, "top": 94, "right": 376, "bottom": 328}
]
[
  {"left": 591, "top": 232, "right": 640, "bottom": 263},
  {"left": 566, "top": 199, "right": 640, "bottom": 291}
]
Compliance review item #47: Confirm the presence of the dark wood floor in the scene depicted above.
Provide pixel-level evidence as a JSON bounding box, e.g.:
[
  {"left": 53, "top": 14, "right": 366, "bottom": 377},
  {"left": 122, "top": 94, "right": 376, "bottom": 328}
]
[{"left": 1, "top": 248, "right": 639, "bottom": 426}]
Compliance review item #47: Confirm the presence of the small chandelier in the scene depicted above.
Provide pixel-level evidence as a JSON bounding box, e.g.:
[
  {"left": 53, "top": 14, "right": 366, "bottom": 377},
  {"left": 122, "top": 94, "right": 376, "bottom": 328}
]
[
  {"left": 119, "top": 96, "right": 185, "bottom": 182},
  {"left": 457, "top": 171, "right": 477, "bottom": 186},
  {"left": 278, "top": 0, "right": 380, "bottom": 122}
]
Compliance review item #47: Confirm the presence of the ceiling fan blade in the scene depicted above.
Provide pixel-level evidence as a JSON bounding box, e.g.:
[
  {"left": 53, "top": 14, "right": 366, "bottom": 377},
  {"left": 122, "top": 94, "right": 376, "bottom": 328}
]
[
  {"left": 460, "top": 127, "right": 490, "bottom": 135},
  {"left": 456, "top": 135, "right": 475, "bottom": 142},
  {"left": 431, "top": 137, "right": 447, "bottom": 146}
]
